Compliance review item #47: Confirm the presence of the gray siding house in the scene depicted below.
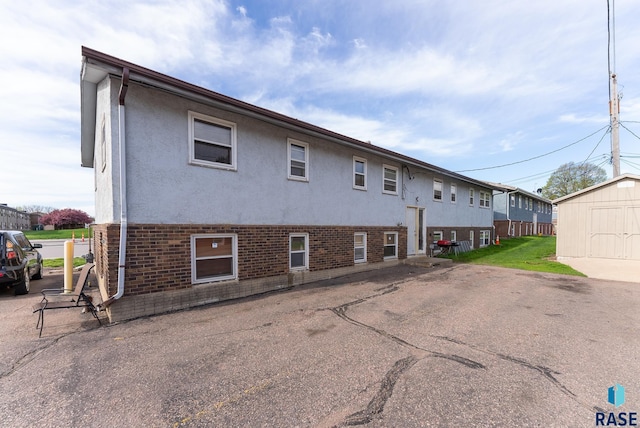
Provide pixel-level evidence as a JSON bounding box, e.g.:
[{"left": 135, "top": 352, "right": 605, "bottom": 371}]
[
  {"left": 489, "top": 183, "right": 553, "bottom": 238},
  {"left": 80, "top": 47, "right": 497, "bottom": 322}
]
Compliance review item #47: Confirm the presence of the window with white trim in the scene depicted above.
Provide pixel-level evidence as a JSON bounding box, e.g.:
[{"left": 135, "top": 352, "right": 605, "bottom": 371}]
[
  {"left": 432, "top": 231, "right": 443, "bottom": 243},
  {"left": 288, "top": 139, "right": 308, "bottom": 181},
  {"left": 354, "top": 233, "right": 367, "bottom": 263},
  {"left": 479, "top": 191, "right": 490, "bottom": 208},
  {"left": 191, "top": 234, "right": 237, "bottom": 283},
  {"left": 383, "top": 232, "right": 398, "bottom": 259},
  {"left": 451, "top": 230, "right": 457, "bottom": 241},
  {"left": 518, "top": 195, "right": 522, "bottom": 209},
  {"left": 510, "top": 195, "right": 515, "bottom": 207},
  {"left": 469, "top": 188, "right": 474, "bottom": 205},
  {"left": 353, "top": 157, "right": 367, "bottom": 190},
  {"left": 480, "top": 230, "right": 490, "bottom": 247},
  {"left": 450, "top": 184, "right": 457, "bottom": 203},
  {"left": 382, "top": 165, "right": 398, "bottom": 195},
  {"left": 433, "top": 179, "right": 443, "bottom": 201},
  {"left": 290, "top": 234, "right": 309, "bottom": 270},
  {"left": 469, "top": 230, "right": 474, "bottom": 249},
  {"left": 189, "top": 111, "right": 237, "bottom": 170}
]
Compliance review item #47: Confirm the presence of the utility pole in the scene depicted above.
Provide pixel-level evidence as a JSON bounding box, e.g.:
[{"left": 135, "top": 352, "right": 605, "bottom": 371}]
[{"left": 610, "top": 73, "right": 621, "bottom": 177}]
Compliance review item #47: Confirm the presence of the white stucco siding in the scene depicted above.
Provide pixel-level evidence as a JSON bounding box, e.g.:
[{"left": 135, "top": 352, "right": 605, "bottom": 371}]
[
  {"left": 93, "top": 79, "right": 494, "bottom": 229},
  {"left": 93, "top": 78, "right": 119, "bottom": 224},
  {"left": 117, "top": 82, "right": 406, "bottom": 226}
]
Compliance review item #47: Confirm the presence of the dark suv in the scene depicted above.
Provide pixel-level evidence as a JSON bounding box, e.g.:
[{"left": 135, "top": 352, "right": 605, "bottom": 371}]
[{"left": 0, "top": 231, "right": 43, "bottom": 295}]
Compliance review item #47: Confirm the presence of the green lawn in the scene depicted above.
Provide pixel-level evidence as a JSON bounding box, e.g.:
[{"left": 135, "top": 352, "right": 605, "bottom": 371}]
[
  {"left": 444, "top": 236, "right": 585, "bottom": 276},
  {"left": 43, "top": 257, "right": 87, "bottom": 268},
  {"left": 24, "top": 228, "right": 92, "bottom": 240}
]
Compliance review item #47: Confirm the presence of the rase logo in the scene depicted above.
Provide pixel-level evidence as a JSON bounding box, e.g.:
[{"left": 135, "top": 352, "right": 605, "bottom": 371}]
[{"left": 596, "top": 384, "right": 637, "bottom": 426}]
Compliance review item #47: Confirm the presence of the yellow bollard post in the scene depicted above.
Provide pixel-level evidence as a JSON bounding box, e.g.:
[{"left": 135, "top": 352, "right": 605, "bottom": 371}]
[{"left": 63, "top": 240, "right": 74, "bottom": 294}]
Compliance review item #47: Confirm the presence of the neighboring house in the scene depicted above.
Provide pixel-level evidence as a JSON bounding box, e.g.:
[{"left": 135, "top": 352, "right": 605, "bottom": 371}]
[
  {"left": 29, "top": 212, "right": 45, "bottom": 230},
  {"left": 0, "top": 204, "right": 30, "bottom": 230},
  {"left": 80, "top": 47, "right": 498, "bottom": 322},
  {"left": 554, "top": 174, "right": 640, "bottom": 260},
  {"left": 487, "top": 183, "right": 553, "bottom": 238}
]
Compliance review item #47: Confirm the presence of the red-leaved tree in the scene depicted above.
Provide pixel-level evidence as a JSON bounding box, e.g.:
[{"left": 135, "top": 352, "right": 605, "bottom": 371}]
[{"left": 41, "top": 209, "right": 93, "bottom": 229}]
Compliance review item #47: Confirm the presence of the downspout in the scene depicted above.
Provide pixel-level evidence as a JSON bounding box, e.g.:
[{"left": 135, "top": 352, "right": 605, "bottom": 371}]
[
  {"left": 103, "top": 68, "right": 129, "bottom": 306},
  {"left": 506, "top": 191, "right": 513, "bottom": 237}
]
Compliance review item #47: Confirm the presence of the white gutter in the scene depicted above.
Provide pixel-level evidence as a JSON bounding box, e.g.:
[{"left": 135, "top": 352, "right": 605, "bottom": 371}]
[{"left": 103, "top": 68, "right": 129, "bottom": 306}]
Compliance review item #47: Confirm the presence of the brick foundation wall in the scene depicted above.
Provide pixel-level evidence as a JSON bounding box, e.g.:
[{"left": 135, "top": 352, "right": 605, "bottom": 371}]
[{"left": 93, "top": 223, "right": 406, "bottom": 321}]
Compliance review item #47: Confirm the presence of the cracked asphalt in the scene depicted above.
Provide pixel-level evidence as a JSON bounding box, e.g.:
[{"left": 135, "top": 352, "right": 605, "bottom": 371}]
[{"left": 0, "top": 263, "right": 639, "bottom": 427}]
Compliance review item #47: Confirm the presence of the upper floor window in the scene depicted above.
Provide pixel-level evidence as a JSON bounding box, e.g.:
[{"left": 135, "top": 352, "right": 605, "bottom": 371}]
[
  {"left": 510, "top": 195, "right": 515, "bottom": 207},
  {"left": 382, "top": 165, "right": 398, "bottom": 195},
  {"left": 469, "top": 188, "right": 475, "bottom": 205},
  {"left": 189, "top": 111, "right": 237, "bottom": 170},
  {"left": 288, "top": 139, "right": 309, "bottom": 181},
  {"left": 433, "top": 179, "right": 443, "bottom": 201},
  {"left": 518, "top": 195, "right": 522, "bottom": 209},
  {"left": 450, "top": 184, "right": 457, "bottom": 203},
  {"left": 353, "top": 157, "right": 367, "bottom": 190},
  {"left": 479, "top": 191, "right": 490, "bottom": 208}
]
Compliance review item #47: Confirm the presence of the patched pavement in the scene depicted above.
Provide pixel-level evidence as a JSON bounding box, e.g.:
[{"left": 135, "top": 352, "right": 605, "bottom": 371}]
[{"left": 0, "top": 263, "right": 638, "bottom": 427}]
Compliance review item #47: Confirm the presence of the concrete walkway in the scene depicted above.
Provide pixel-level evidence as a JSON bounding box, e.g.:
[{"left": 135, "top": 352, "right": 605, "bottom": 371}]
[{"left": 558, "top": 257, "right": 640, "bottom": 283}]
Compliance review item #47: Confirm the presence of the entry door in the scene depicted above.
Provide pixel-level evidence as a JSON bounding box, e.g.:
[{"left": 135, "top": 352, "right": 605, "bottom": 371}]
[{"left": 406, "top": 207, "right": 425, "bottom": 256}]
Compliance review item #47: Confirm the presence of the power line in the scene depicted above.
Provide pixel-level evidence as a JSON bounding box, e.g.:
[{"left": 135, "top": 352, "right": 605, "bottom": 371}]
[{"left": 455, "top": 125, "right": 610, "bottom": 173}]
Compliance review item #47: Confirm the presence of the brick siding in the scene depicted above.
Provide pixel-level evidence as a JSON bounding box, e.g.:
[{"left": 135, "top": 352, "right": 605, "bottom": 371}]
[{"left": 93, "top": 223, "right": 406, "bottom": 321}]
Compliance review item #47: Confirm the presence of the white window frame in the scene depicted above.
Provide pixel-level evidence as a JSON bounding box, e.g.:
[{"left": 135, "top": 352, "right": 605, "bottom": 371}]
[
  {"left": 518, "top": 195, "right": 522, "bottom": 209},
  {"left": 354, "top": 232, "right": 367, "bottom": 263},
  {"left": 480, "top": 230, "right": 490, "bottom": 247},
  {"left": 433, "top": 178, "right": 443, "bottom": 201},
  {"left": 479, "top": 191, "right": 490, "bottom": 208},
  {"left": 191, "top": 234, "right": 238, "bottom": 284},
  {"left": 287, "top": 138, "right": 309, "bottom": 181},
  {"left": 383, "top": 232, "right": 398, "bottom": 260},
  {"left": 382, "top": 164, "right": 398, "bottom": 195},
  {"left": 432, "top": 231, "right": 443, "bottom": 243},
  {"left": 451, "top": 230, "right": 457, "bottom": 241},
  {"left": 510, "top": 194, "right": 515, "bottom": 207},
  {"left": 290, "top": 233, "right": 309, "bottom": 271},
  {"left": 469, "top": 188, "right": 475, "bottom": 206},
  {"left": 353, "top": 156, "right": 367, "bottom": 190},
  {"left": 450, "top": 184, "right": 457, "bottom": 203},
  {"left": 469, "top": 230, "right": 474, "bottom": 249},
  {"left": 188, "top": 111, "right": 237, "bottom": 171}
]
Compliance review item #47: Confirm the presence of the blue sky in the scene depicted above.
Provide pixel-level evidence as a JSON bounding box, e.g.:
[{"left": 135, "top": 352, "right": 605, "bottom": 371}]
[{"left": 2, "top": 0, "right": 639, "bottom": 217}]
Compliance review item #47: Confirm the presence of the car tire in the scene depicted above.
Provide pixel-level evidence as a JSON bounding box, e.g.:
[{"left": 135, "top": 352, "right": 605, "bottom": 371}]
[
  {"left": 33, "top": 262, "right": 43, "bottom": 280},
  {"left": 14, "top": 268, "right": 30, "bottom": 295}
]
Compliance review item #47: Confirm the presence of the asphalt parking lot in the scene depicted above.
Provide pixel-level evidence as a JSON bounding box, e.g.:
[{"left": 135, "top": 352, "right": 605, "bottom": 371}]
[{"left": 0, "top": 263, "right": 638, "bottom": 427}]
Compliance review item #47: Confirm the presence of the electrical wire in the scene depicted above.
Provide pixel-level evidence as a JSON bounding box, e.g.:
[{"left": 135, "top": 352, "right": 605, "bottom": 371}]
[
  {"left": 581, "top": 125, "right": 610, "bottom": 166},
  {"left": 455, "top": 125, "right": 610, "bottom": 173},
  {"left": 620, "top": 122, "right": 640, "bottom": 142}
]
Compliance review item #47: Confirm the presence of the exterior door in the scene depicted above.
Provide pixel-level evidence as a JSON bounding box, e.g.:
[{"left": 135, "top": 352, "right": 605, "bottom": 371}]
[
  {"left": 588, "top": 207, "right": 624, "bottom": 258},
  {"left": 406, "top": 207, "right": 426, "bottom": 256}
]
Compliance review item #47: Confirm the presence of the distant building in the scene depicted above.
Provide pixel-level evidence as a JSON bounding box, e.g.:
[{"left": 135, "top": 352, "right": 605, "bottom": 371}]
[
  {"left": 487, "top": 184, "right": 553, "bottom": 238},
  {"left": 0, "top": 204, "right": 30, "bottom": 230}
]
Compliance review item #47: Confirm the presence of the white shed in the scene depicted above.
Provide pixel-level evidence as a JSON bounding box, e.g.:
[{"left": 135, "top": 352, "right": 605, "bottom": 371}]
[{"left": 554, "top": 174, "right": 640, "bottom": 260}]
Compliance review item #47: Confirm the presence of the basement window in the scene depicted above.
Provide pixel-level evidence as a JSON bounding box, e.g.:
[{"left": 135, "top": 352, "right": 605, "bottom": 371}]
[{"left": 191, "top": 234, "right": 237, "bottom": 283}]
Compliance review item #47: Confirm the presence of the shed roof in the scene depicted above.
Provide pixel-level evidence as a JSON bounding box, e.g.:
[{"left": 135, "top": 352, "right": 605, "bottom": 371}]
[
  {"left": 552, "top": 173, "right": 640, "bottom": 204},
  {"left": 80, "top": 46, "right": 498, "bottom": 191}
]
